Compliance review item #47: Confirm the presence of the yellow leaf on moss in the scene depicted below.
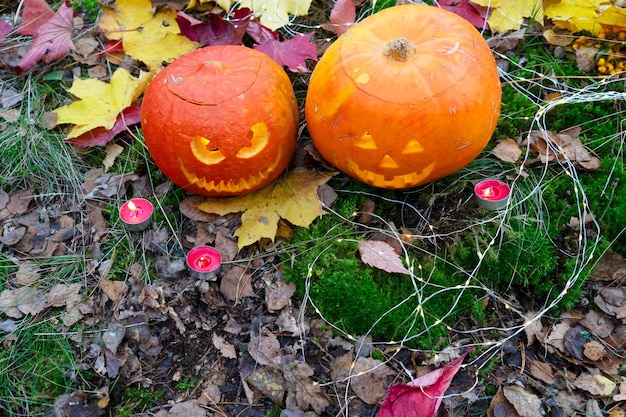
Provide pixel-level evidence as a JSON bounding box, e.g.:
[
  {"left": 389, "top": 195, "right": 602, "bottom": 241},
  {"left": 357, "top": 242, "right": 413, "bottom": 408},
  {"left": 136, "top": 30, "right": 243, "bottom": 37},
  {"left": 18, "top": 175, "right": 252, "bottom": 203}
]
[
  {"left": 471, "top": 0, "right": 543, "bottom": 32},
  {"left": 187, "top": 0, "right": 234, "bottom": 13},
  {"left": 544, "top": 0, "right": 611, "bottom": 34},
  {"left": 187, "top": 0, "right": 311, "bottom": 30},
  {"left": 99, "top": 0, "right": 197, "bottom": 70},
  {"left": 53, "top": 68, "right": 151, "bottom": 139},
  {"left": 196, "top": 168, "right": 336, "bottom": 250}
]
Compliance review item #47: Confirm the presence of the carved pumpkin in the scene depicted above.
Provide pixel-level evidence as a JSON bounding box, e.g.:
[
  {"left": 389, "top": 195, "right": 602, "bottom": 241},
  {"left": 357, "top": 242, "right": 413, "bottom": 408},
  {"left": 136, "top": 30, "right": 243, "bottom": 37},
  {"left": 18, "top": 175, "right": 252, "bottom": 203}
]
[
  {"left": 305, "top": 5, "right": 502, "bottom": 189},
  {"left": 141, "top": 45, "right": 299, "bottom": 196}
]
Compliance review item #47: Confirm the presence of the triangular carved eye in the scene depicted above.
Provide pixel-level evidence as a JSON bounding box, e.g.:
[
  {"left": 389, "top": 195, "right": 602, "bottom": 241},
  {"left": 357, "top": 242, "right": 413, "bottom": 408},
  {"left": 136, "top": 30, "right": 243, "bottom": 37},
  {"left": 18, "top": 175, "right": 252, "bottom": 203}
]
[
  {"left": 354, "top": 131, "right": 377, "bottom": 150},
  {"left": 191, "top": 136, "right": 226, "bottom": 165},
  {"left": 402, "top": 137, "right": 424, "bottom": 154},
  {"left": 237, "top": 122, "right": 269, "bottom": 159}
]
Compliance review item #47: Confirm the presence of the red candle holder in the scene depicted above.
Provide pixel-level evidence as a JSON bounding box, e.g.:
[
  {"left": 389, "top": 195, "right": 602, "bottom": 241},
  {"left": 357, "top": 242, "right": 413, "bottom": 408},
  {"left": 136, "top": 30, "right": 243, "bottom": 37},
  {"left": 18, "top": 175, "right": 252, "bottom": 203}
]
[
  {"left": 186, "top": 246, "right": 222, "bottom": 281},
  {"left": 474, "top": 179, "right": 511, "bottom": 210},
  {"left": 119, "top": 198, "right": 154, "bottom": 231}
]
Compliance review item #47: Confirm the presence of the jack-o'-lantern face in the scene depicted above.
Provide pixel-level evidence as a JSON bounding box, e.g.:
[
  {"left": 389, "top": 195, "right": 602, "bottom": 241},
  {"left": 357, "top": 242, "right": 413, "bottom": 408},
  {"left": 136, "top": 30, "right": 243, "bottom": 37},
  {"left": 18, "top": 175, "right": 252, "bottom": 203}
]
[
  {"left": 178, "top": 123, "right": 287, "bottom": 195},
  {"left": 140, "top": 46, "right": 299, "bottom": 197},
  {"left": 338, "top": 130, "right": 436, "bottom": 189}
]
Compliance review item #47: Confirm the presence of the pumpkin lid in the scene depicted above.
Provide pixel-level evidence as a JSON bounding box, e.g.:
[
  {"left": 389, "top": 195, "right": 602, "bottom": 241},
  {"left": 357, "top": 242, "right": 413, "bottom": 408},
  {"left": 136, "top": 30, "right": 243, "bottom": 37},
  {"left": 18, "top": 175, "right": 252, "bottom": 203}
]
[
  {"left": 338, "top": 5, "right": 482, "bottom": 104},
  {"left": 163, "top": 46, "right": 262, "bottom": 106}
]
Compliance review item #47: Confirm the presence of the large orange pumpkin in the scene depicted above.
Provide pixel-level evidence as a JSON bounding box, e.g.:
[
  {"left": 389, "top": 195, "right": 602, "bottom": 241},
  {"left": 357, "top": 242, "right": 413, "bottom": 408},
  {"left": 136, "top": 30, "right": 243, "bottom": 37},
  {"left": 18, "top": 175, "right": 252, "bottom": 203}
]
[
  {"left": 305, "top": 5, "right": 502, "bottom": 189},
  {"left": 141, "top": 45, "right": 299, "bottom": 196}
]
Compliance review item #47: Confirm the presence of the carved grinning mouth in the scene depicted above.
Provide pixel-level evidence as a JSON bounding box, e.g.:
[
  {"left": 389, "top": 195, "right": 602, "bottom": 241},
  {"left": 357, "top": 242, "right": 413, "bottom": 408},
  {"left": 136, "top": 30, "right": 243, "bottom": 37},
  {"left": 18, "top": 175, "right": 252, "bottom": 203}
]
[
  {"left": 345, "top": 158, "right": 436, "bottom": 189},
  {"left": 179, "top": 146, "right": 284, "bottom": 194}
]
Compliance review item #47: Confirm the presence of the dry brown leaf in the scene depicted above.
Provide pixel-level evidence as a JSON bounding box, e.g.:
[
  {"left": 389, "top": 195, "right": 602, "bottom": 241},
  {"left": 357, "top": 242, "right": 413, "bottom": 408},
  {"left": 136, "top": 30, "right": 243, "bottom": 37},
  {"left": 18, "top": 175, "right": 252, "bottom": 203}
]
[
  {"left": 573, "top": 372, "right": 616, "bottom": 397},
  {"left": 590, "top": 251, "right": 626, "bottom": 283},
  {"left": 583, "top": 340, "right": 608, "bottom": 361},
  {"left": 520, "top": 128, "right": 601, "bottom": 169},
  {"left": 213, "top": 332, "right": 237, "bottom": 359},
  {"left": 266, "top": 282, "right": 295, "bottom": 312},
  {"left": 502, "top": 385, "right": 543, "bottom": 417},
  {"left": 349, "top": 356, "right": 394, "bottom": 405},
  {"left": 246, "top": 366, "right": 286, "bottom": 405},
  {"left": 613, "top": 377, "right": 626, "bottom": 401},
  {"left": 580, "top": 309, "right": 614, "bottom": 338},
  {"left": 248, "top": 334, "right": 282, "bottom": 366},
  {"left": 283, "top": 361, "right": 331, "bottom": 414},
  {"left": 220, "top": 266, "right": 255, "bottom": 302},
  {"left": 492, "top": 138, "right": 522, "bottom": 163},
  {"left": 529, "top": 360, "right": 556, "bottom": 385},
  {"left": 575, "top": 46, "right": 599, "bottom": 72},
  {"left": 543, "top": 29, "right": 573, "bottom": 46},
  {"left": 358, "top": 240, "right": 410, "bottom": 275},
  {"left": 99, "top": 279, "right": 128, "bottom": 303},
  {"left": 102, "top": 143, "right": 123, "bottom": 172}
]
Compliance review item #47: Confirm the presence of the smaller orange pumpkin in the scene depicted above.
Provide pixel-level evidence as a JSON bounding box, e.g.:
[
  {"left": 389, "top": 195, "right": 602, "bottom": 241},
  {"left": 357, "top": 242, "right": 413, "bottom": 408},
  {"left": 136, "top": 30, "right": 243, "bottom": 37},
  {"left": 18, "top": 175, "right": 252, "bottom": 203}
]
[
  {"left": 141, "top": 45, "right": 299, "bottom": 197},
  {"left": 305, "top": 5, "right": 502, "bottom": 190}
]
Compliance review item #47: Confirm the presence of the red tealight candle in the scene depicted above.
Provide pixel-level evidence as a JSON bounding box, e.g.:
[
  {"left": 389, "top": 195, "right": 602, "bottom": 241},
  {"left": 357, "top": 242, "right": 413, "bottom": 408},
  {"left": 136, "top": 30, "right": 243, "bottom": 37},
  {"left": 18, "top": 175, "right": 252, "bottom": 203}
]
[
  {"left": 119, "top": 198, "right": 154, "bottom": 231},
  {"left": 186, "top": 246, "right": 222, "bottom": 281},
  {"left": 474, "top": 179, "right": 511, "bottom": 210}
]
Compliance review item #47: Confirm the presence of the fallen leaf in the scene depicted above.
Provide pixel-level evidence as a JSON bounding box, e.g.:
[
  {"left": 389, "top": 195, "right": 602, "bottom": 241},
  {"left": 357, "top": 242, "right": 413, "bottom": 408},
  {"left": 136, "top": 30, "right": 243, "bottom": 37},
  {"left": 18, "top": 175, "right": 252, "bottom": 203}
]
[
  {"left": 18, "top": 3, "right": 76, "bottom": 72},
  {"left": 350, "top": 357, "right": 394, "bottom": 405},
  {"left": 99, "top": 0, "right": 198, "bottom": 70},
  {"left": 220, "top": 266, "right": 256, "bottom": 302},
  {"left": 470, "top": 0, "right": 543, "bottom": 33},
  {"left": 543, "top": 28, "right": 573, "bottom": 46},
  {"left": 377, "top": 347, "right": 473, "bottom": 417},
  {"left": 237, "top": 0, "right": 313, "bottom": 30},
  {"left": 358, "top": 240, "right": 411, "bottom": 275},
  {"left": 197, "top": 168, "right": 335, "bottom": 250},
  {"left": 1, "top": 88, "right": 24, "bottom": 109},
  {"left": 52, "top": 69, "right": 150, "bottom": 139},
  {"left": 440, "top": 0, "right": 490, "bottom": 29},
  {"left": 519, "top": 128, "right": 601, "bottom": 170},
  {"left": 266, "top": 282, "right": 296, "bottom": 312},
  {"left": 284, "top": 361, "right": 331, "bottom": 414},
  {"left": 17, "top": 0, "right": 54, "bottom": 36},
  {"left": 254, "top": 32, "right": 318, "bottom": 73},
  {"left": 329, "top": 0, "right": 356, "bottom": 35},
  {"left": 176, "top": 9, "right": 251, "bottom": 46},
  {"left": 66, "top": 105, "right": 142, "bottom": 148},
  {"left": 573, "top": 372, "right": 617, "bottom": 397},
  {"left": 213, "top": 332, "right": 237, "bottom": 359},
  {"left": 102, "top": 143, "right": 124, "bottom": 172},
  {"left": 246, "top": 366, "right": 286, "bottom": 405},
  {"left": 575, "top": 46, "right": 599, "bottom": 72},
  {"left": 492, "top": 138, "right": 522, "bottom": 163},
  {"left": 248, "top": 333, "right": 282, "bottom": 366},
  {"left": 502, "top": 385, "right": 543, "bottom": 417}
]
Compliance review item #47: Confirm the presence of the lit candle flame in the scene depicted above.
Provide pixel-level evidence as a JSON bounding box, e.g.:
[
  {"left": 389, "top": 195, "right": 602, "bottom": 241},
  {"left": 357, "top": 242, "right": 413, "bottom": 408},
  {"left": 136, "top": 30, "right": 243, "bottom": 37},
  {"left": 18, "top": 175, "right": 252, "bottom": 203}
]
[
  {"left": 127, "top": 200, "right": 142, "bottom": 217},
  {"left": 482, "top": 187, "right": 494, "bottom": 198},
  {"left": 196, "top": 256, "right": 211, "bottom": 269}
]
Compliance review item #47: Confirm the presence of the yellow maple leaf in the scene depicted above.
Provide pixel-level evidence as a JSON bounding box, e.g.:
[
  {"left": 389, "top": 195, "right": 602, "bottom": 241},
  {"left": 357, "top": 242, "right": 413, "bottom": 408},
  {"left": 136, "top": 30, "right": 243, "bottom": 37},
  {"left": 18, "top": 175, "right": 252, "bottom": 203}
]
[
  {"left": 99, "top": 0, "right": 197, "bottom": 71},
  {"left": 53, "top": 68, "right": 151, "bottom": 139},
  {"left": 196, "top": 168, "right": 336, "bottom": 250},
  {"left": 471, "top": 0, "right": 543, "bottom": 32},
  {"left": 187, "top": 0, "right": 311, "bottom": 30},
  {"left": 544, "top": 0, "right": 612, "bottom": 34}
]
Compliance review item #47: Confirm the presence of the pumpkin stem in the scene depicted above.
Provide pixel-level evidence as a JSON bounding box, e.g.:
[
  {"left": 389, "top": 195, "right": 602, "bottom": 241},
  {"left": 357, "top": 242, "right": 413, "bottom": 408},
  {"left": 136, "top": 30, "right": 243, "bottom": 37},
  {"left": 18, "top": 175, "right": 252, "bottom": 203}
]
[{"left": 383, "top": 38, "right": 416, "bottom": 62}]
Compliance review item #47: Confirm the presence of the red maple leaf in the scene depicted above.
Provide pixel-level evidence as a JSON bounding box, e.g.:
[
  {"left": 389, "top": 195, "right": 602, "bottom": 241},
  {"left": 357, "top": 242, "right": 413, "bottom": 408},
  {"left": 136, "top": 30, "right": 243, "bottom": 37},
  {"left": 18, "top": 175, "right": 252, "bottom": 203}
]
[
  {"left": 438, "top": 0, "right": 490, "bottom": 30},
  {"left": 17, "top": 0, "right": 54, "bottom": 36},
  {"left": 176, "top": 9, "right": 252, "bottom": 46},
  {"left": 0, "top": 21, "right": 11, "bottom": 42},
  {"left": 377, "top": 347, "right": 473, "bottom": 417},
  {"left": 17, "top": 2, "right": 75, "bottom": 72},
  {"left": 245, "top": 21, "right": 279, "bottom": 45},
  {"left": 329, "top": 0, "right": 356, "bottom": 35},
  {"left": 254, "top": 32, "right": 317, "bottom": 73},
  {"left": 66, "top": 105, "right": 142, "bottom": 148}
]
